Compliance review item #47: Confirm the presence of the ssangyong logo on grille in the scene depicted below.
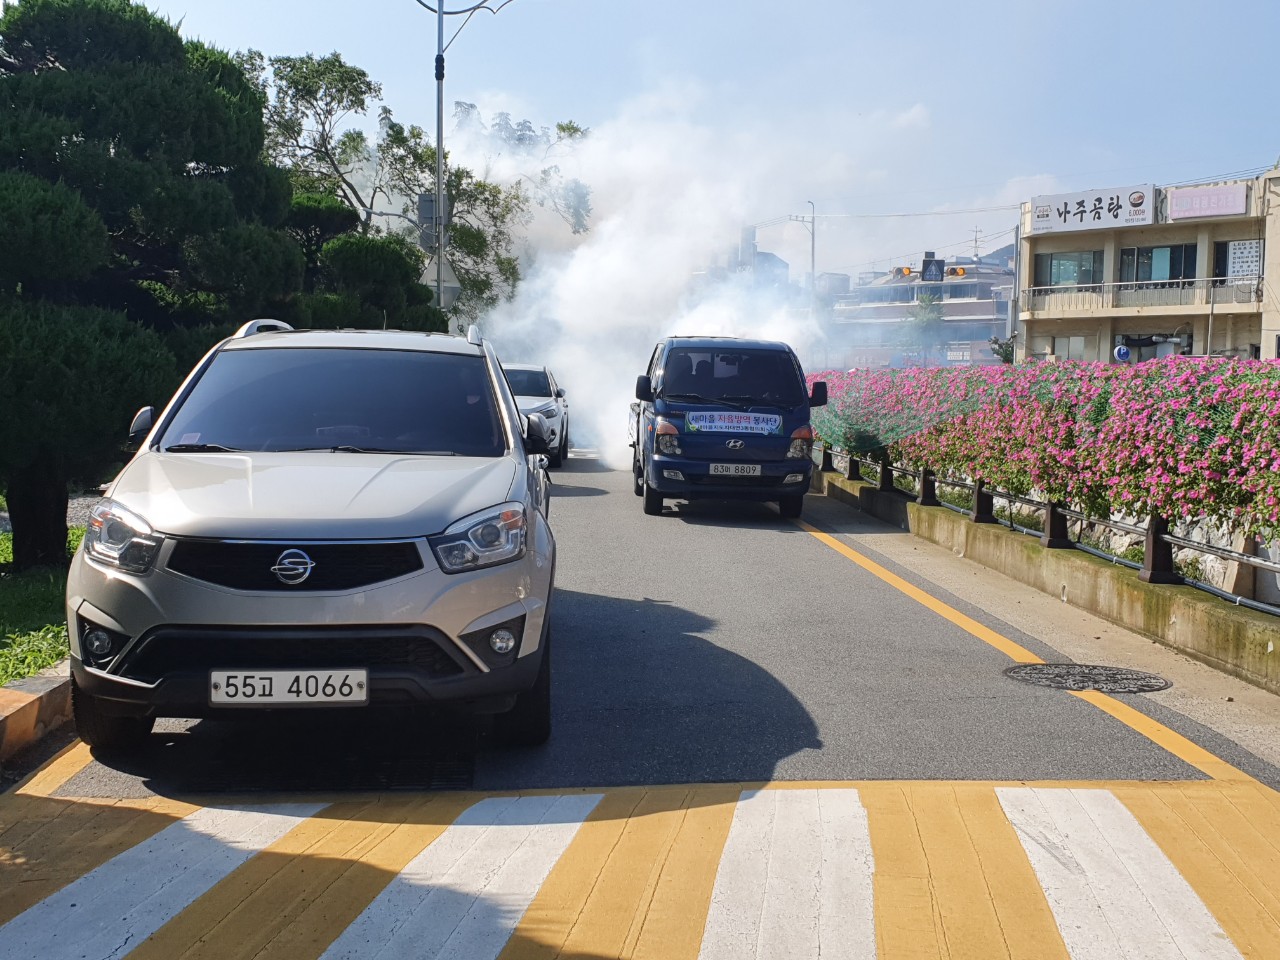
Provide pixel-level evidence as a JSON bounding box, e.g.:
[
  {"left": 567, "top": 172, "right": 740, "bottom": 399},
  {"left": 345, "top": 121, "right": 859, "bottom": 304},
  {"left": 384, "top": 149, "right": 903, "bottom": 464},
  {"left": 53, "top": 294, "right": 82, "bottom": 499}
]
[
  {"left": 271, "top": 548, "right": 315, "bottom": 585},
  {"left": 726, "top": 439, "right": 745, "bottom": 449}
]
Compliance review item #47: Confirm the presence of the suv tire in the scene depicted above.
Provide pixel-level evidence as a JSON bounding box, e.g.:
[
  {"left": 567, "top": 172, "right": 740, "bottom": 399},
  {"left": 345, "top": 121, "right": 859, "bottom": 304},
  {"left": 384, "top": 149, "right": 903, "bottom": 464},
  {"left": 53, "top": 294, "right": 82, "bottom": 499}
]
[
  {"left": 548, "top": 431, "right": 565, "bottom": 468},
  {"left": 778, "top": 494, "right": 804, "bottom": 519},
  {"left": 494, "top": 630, "right": 551, "bottom": 746},
  {"left": 72, "top": 674, "right": 155, "bottom": 752}
]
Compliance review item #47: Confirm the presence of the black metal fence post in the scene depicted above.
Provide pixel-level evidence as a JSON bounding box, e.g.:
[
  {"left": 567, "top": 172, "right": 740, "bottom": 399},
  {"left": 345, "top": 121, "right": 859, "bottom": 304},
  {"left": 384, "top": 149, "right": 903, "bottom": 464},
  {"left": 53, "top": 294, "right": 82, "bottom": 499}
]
[
  {"left": 1041, "top": 501, "right": 1072, "bottom": 548},
  {"left": 1140, "top": 513, "right": 1182, "bottom": 584},
  {"left": 917, "top": 468, "right": 940, "bottom": 506},
  {"left": 877, "top": 454, "right": 894, "bottom": 492},
  {"left": 971, "top": 478, "right": 996, "bottom": 523},
  {"left": 817, "top": 442, "right": 833, "bottom": 472}
]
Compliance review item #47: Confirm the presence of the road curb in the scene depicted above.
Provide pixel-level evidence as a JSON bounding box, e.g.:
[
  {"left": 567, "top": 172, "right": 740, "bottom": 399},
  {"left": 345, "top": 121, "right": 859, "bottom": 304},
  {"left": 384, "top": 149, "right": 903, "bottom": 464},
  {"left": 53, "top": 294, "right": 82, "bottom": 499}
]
[{"left": 0, "top": 658, "right": 71, "bottom": 763}]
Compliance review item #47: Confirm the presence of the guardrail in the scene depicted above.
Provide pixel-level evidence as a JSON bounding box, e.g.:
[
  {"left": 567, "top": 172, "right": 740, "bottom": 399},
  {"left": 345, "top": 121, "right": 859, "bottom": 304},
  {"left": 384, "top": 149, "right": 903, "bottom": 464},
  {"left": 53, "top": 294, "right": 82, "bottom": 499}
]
[
  {"left": 816, "top": 443, "right": 1280, "bottom": 617},
  {"left": 1024, "top": 276, "right": 1263, "bottom": 312}
]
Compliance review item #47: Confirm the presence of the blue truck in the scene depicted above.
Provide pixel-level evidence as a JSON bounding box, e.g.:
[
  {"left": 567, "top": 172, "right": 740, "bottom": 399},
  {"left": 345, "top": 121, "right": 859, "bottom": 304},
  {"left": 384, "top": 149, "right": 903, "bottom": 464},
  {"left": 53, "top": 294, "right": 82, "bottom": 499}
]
[{"left": 628, "top": 336, "right": 827, "bottom": 518}]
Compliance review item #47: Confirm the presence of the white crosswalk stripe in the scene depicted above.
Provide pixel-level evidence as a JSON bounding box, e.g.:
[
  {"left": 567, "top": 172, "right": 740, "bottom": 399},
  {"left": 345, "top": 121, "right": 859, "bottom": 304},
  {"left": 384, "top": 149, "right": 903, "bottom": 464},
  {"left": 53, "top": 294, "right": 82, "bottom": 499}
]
[
  {"left": 0, "top": 802, "right": 325, "bottom": 960},
  {"left": 698, "top": 788, "right": 876, "bottom": 960},
  {"left": 998, "top": 787, "right": 1245, "bottom": 960},
  {"left": 319, "top": 793, "right": 602, "bottom": 960}
]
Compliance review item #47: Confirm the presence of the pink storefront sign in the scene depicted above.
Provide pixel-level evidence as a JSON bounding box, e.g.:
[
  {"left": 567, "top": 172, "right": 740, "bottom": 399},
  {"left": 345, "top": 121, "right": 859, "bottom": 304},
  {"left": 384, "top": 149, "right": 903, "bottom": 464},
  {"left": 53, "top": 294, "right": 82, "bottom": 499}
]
[{"left": 1167, "top": 183, "right": 1248, "bottom": 220}]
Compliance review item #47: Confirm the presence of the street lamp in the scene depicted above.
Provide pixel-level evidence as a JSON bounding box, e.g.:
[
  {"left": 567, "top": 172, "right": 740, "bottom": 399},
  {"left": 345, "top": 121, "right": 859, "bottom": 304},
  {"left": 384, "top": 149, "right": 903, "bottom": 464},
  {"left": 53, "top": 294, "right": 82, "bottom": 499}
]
[{"left": 409, "top": 0, "right": 519, "bottom": 318}]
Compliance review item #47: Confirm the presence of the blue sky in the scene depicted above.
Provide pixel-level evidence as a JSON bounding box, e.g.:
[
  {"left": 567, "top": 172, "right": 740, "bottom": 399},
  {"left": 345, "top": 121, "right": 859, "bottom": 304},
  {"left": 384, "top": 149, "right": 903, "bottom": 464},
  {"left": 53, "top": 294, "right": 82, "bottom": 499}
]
[{"left": 145, "top": 0, "right": 1280, "bottom": 275}]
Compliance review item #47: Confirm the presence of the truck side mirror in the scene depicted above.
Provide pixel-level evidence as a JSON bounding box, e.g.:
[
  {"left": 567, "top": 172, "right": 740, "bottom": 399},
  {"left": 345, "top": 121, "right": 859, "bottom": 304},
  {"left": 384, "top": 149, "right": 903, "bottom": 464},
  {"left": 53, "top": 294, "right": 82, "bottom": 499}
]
[
  {"left": 635, "top": 375, "right": 654, "bottom": 402},
  {"left": 809, "top": 381, "right": 828, "bottom": 407},
  {"left": 127, "top": 406, "right": 155, "bottom": 450}
]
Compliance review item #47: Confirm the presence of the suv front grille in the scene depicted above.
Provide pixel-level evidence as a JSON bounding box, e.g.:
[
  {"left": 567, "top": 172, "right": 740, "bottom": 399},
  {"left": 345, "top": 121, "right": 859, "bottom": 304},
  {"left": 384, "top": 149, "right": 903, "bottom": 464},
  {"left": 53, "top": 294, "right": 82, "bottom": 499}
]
[
  {"left": 167, "top": 539, "right": 425, "bottom": 592},
  {"left": 115, "top": 625, "right": 467, "bottom": 684}
]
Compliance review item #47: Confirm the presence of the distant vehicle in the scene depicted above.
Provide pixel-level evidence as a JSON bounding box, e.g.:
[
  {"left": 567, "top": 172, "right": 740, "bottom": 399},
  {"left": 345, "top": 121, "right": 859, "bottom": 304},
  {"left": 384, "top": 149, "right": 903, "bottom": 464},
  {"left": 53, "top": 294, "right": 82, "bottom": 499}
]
[
  {"left": 67, "top": 321, "right": 556, "bottom": 753},
  {"left": 503, "top": 363, "right": 570, "bottom": 467},
  {"left": 629, "top": 336, "right": 827, "bottom": 518}
]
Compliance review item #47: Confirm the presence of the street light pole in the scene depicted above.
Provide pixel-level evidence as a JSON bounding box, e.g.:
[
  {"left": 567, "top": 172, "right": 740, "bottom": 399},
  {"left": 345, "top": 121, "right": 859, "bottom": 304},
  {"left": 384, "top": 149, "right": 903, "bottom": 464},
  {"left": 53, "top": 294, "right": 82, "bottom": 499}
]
[{"left": 435, "top": 2, "right": 445, "bottom": 316}]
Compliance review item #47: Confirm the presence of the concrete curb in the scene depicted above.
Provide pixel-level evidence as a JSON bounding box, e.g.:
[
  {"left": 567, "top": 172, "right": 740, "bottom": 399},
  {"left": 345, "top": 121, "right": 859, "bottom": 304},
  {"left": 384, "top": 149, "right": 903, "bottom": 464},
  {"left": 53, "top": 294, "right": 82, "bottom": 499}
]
[
  {"left": 0, "top": 658, "right": 71, "bottom": 763},
  {"left": 811, "top": 469, "right": 1280, "bottom": 696}
]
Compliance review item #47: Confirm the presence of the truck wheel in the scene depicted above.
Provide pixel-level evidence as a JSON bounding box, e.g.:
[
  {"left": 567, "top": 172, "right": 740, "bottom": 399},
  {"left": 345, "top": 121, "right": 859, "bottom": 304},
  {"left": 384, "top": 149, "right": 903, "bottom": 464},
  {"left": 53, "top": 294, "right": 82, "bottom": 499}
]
[
  {"left": 643, "top": 476, "right": 664, "bottom": 515},
  {"left": 778, "top": 494, "right": 804, "bottom": 519},
  {"left": 633, "top": 453, "right": 645, "bottom": 497},
  {"left": 494, "top": 631, "right": 551, "bottom": 747},
  {"left": 72, "top": 674, "right": 154, "bottom": 753}
]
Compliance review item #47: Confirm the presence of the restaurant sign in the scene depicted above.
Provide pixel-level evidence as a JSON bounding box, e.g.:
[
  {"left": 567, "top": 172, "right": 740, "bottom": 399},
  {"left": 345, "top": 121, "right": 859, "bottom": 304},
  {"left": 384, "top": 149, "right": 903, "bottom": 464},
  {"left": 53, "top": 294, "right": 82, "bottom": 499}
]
[
  {"left": 1030, "top": 185, "right": 1154, "bottom": 234},
  {"left": 1167, "top": 183, "right": 1249, "bottom": 221}
]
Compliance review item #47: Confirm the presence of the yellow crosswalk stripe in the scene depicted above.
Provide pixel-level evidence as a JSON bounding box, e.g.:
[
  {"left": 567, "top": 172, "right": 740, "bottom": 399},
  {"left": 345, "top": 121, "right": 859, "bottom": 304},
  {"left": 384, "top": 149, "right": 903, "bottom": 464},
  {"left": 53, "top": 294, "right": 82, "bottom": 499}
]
[
  {"left": 125, "top": 793, "right": 477, "bottom": 960},
  {"left": 0, "top": 795, "right": 197, "bottom": 926},
  {"left": 2, "top": 778, "right": 1278, "bottom": 959},
  {"left": 1118, "top": 782, "right": 1280, "bottom": 960}
]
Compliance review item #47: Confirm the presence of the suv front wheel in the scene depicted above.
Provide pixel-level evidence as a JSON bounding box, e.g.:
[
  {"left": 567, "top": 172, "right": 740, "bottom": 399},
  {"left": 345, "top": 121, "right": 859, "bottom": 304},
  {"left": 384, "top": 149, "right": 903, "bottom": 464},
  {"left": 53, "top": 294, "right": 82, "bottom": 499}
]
[
  {"left": 72, "top": 674, "right": 155, "bottom": 753},
  {"left": 493, "top": 630, "right": 551, "bottom": 746}
]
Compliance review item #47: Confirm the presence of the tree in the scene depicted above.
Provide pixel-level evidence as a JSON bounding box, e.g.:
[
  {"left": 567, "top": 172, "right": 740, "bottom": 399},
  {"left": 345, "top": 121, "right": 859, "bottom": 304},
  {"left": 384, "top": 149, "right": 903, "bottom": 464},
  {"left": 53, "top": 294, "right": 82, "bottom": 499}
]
[
  {"left": 0, "top": 0, "right": 302, "bottom": 569},
  {"left": 988, "top": 333, "right": 1017, "bottom": 364},
  {"left": 285, "top": 192, "right": 359, "bottom": 290},
  {"left": 246, "top": 51, "right": 587, "bottom": 320},
  {"left": 903, "top": 293, "right": 945, "bottom": 366}
]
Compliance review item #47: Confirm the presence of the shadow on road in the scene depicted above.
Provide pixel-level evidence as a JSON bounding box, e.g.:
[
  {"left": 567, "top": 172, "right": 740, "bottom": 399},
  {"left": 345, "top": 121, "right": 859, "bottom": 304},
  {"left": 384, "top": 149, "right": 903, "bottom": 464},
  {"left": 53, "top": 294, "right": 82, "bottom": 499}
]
[{"left": 476, "top": 589, "right": 822, "bottom": 791}]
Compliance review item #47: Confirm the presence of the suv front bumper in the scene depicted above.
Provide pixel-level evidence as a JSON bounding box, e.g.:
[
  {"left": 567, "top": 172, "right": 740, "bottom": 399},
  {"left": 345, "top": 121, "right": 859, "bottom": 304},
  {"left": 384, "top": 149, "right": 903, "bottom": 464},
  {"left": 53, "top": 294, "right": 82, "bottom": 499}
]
[{"left": 66, "top": 535, "right": 552, "bottom": 719}]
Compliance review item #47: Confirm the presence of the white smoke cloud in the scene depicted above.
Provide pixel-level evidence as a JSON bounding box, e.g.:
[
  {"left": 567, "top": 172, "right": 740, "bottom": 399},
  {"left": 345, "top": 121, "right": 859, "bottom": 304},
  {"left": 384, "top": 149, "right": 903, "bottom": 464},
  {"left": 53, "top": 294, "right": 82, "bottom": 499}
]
[{"left": 454, "top": 84, "right": 825, "bottom": 469}]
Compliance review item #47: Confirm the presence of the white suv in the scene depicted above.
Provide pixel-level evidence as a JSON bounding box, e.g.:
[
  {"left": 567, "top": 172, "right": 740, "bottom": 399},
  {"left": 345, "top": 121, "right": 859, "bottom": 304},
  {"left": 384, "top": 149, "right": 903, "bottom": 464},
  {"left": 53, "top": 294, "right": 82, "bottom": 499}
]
[
  {"left": 503, "top": 363, "right": 569, "bottom": 467},
  {"left": 66, "top": 321, "right": 556, "bottom": 752}
]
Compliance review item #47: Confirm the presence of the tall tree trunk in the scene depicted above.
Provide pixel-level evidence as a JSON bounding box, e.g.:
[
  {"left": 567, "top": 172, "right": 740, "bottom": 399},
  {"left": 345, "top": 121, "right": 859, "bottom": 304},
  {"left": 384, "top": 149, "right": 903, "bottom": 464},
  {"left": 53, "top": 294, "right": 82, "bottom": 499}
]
[{"left": 6, "top": 458, "right": 70, "bottom": 571}]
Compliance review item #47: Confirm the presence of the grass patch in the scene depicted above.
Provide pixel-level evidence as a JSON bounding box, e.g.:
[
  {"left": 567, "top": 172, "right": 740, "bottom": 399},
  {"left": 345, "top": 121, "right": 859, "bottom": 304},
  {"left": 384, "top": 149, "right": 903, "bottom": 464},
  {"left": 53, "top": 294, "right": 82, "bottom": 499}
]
[{"left": 0, "top": 527, "right": 84, "bottom": 685}]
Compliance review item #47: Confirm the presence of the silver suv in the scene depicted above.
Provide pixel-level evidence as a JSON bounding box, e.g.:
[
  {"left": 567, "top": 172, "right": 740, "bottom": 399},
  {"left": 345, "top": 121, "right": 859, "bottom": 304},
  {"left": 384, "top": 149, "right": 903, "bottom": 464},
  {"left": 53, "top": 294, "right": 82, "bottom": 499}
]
[{"left": 66, "top": 321, "right": 556, "bottom": 752}]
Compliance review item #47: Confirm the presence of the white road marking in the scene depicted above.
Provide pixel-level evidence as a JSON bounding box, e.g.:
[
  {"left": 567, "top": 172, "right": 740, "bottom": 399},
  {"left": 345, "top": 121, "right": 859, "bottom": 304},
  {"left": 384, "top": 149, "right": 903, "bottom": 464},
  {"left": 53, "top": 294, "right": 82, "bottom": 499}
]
[
  {"left": 319, "top": 792, "right": 602, "bottom": 960},
  {"left": 698, "top": 788, "right": 876, "bottom": 960},
  {"left": 998, "top": 787, "right": 1244, "bottom": 960},
  {"left": 0, "top": 802, "right": 324, "bottom": 960}
]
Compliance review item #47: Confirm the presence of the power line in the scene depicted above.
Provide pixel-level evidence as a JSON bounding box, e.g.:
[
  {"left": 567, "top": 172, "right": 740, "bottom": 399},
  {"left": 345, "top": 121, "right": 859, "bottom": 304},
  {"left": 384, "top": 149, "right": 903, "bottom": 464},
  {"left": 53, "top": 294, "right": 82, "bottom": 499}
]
[{"left": 837, "top": 227, "right": 1016, "bottom": 274}]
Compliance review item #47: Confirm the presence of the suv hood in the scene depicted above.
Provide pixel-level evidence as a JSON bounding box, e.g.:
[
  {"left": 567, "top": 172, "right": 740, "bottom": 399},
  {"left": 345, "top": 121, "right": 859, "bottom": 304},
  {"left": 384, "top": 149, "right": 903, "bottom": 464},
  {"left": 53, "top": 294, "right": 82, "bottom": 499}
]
[
  {"left": 514, "top": 395, "right": 557, "bottom": 414},
  {"left": 107, "top": 452, "right": 519, "bottom": 540}
]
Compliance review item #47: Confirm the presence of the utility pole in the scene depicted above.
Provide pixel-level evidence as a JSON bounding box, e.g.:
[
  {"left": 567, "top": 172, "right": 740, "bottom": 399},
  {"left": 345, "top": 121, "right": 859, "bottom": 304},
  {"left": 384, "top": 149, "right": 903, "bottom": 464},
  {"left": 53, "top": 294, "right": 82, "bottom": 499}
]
[
  {"left": 808, "top": 200, "right": 817, "bottom": 320},
  {"left": 972, "top": 226, "right": 981, "bottom": 259},
  {"left": 435, "top": 2, "right": 445, "bottom": 319}
]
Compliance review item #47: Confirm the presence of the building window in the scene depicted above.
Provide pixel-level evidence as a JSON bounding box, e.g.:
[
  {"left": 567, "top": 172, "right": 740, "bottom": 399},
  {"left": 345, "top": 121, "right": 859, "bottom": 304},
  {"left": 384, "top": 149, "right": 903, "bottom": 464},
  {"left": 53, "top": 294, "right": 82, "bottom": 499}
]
[
  {"left": 1212, "top": 239, "right": 1264, "bottom": 280},
  {"left": 1052, "top": 336, "right": 1086, "bottom": 361},
  {"left": 1118, "top": 244, "right": 1196, "bottom": 284},
  {"left": 1033, "top": 251, "right": 1104, "bottom": 288}
]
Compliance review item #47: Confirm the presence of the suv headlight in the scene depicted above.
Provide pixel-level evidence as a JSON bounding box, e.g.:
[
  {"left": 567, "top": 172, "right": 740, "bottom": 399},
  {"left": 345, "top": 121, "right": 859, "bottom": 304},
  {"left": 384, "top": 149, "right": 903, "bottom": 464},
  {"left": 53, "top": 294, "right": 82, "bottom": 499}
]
[
  {"left": 429, "top": 502, "right": 527, "bottom": 574},
  {"left": 531, "top": 401, "right": 559, "bottom": 418},
  {"left": 84, "top": 500, "right": 162, "bottom": 574}
]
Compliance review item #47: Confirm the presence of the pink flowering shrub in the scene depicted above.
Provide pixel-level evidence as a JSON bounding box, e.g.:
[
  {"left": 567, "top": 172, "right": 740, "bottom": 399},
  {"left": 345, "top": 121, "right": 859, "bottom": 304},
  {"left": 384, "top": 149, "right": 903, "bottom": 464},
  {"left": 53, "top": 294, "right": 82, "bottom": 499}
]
[{"left": 808, "top": 358, "right": 1280, "bottom": 532}]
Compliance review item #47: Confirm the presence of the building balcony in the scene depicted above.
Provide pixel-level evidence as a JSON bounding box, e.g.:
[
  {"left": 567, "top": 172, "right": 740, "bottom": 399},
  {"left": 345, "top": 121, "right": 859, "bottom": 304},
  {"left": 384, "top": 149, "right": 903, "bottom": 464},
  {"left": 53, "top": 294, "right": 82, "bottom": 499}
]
[{"left": 1024, "top": 277, "right": 1263, "bottom": 315}]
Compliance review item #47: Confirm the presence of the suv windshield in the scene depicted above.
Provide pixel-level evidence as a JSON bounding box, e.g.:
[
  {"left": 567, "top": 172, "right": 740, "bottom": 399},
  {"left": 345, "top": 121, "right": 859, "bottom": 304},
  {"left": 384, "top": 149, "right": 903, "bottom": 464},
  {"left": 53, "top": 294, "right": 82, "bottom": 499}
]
[
  {"left": 160, "top": 348, "right": 506, "bottom": 457},
  {"left": 504, "top": 368, "right": 552, "bottom": 397},
  {"left": 661, "top": 348, "right": 806, "bottom": 406}
]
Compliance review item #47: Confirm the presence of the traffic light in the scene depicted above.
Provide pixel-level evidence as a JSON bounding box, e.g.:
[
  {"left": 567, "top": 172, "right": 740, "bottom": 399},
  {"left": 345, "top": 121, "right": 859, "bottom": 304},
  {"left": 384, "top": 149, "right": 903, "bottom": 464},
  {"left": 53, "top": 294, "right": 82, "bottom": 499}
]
[
  {"left": 946, "top": 266, "right": 967, "bottom": 277},
  {"left": 893, "top": 266, "right": 913, "bottom": 278}
]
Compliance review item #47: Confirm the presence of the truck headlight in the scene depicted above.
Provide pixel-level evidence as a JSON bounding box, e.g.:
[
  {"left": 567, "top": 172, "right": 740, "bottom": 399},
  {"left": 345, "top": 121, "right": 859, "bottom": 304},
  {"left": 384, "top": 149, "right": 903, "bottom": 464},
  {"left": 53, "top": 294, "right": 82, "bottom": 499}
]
[
  {"left": 655, "top": 418, "right": 682, "bottom": 455},
  {"left": 787, "top": 425, "right": 814, "bottom": 459},
  {"left": 84, "top": 500, "right": 162, "bottom": 574},
  {"left": 429, "top": 502, "right": 527, "bottom": 573}
]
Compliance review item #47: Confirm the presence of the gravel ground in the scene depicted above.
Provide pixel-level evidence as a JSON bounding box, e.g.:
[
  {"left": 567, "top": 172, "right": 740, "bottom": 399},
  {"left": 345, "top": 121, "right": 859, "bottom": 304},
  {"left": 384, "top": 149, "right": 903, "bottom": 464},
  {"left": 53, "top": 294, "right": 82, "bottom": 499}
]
[{"left": 0, "top": 495, "right": 101, "bottom": 535}]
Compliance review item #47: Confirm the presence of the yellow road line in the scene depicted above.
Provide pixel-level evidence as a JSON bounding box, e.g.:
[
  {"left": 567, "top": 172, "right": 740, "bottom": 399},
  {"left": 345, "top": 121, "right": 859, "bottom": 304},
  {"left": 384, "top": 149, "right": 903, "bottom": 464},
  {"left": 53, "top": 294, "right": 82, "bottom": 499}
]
[
  {"left": 799, "top": 519, "right": 1258, "bottom": 785},
  {"left": 9, "top": 741, "right": 93, "bottom": 799},
  {"left": 798, "top": 521, "right": 1044, "bottom": 664},
  {"left": 1117, "top": 782, "right": 1280, "bottom": 960},
  {"left": 129, "top": 792, "right": 475, "bottom": 960},
  {"left": 1070, "top": 689, "right": 1253, "bottom": 783}
]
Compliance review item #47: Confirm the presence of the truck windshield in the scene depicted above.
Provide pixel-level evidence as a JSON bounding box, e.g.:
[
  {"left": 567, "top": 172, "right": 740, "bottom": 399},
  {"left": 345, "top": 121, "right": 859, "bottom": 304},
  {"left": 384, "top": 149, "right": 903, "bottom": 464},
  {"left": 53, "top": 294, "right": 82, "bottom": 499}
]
[{"left": 661, "top": 349, "right": 805, "bottom": 406}]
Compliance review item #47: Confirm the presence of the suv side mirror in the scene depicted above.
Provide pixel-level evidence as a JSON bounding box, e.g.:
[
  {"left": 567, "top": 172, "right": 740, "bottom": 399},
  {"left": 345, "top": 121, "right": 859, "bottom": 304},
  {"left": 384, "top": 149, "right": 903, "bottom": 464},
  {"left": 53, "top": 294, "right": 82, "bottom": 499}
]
[
  {"left": 524, "top": 413, "right": 551, "bottom": 455},
  {"left": 635, "top": 375, "right": 654, "bottom": 402},
  {"left": 555, "top": 387, "right": 566, "bottom": 399},
  {"left": 808, "top": 381, "right": 828, "bottom": 407},
  {"left": 127, "top": 406, "right": 155, "bottom": 449}
]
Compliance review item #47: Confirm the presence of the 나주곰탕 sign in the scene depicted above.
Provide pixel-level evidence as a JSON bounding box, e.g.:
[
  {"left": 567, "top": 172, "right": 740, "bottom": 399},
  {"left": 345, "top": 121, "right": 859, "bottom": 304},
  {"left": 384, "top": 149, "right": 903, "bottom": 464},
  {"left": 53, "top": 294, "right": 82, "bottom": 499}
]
[{"left": 1030, "top": 185, "right": 1154, "bottom": 234}]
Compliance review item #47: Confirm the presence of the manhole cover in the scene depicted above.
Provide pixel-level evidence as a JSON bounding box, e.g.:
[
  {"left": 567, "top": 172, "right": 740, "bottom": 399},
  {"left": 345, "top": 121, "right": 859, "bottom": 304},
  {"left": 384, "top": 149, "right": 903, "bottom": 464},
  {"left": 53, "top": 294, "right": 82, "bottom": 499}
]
[{"left": 1004, "top": 663, "right": 1171, "bottom": 694}]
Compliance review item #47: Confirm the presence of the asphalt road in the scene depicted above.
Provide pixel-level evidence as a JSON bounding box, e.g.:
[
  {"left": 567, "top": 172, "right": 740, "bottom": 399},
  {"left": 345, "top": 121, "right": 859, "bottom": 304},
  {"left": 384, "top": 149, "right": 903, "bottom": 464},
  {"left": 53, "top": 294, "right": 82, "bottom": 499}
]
[{"left": 38, "top": 451, "right": 1276, "bottom": 799}]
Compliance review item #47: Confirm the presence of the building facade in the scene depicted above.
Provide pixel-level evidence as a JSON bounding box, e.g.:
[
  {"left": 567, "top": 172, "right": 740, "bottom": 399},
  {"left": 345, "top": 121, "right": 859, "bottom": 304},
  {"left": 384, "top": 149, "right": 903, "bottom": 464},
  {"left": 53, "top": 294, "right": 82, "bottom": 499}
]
[
  {"left": 1016, "top": 169, "right": 1279, "bottom": 362},
  {"left": 827, "top": 254, "right": 1014, "bottom": 369}
]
